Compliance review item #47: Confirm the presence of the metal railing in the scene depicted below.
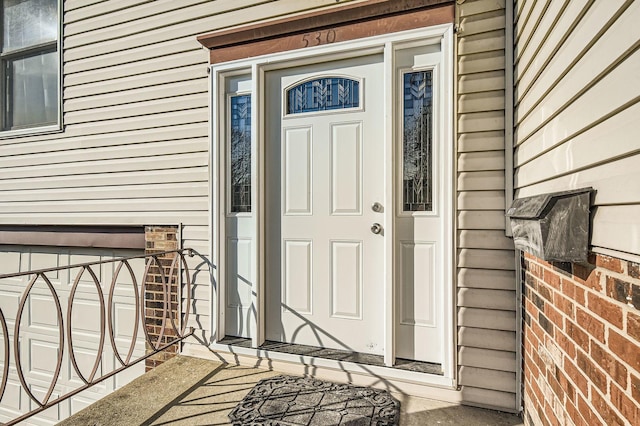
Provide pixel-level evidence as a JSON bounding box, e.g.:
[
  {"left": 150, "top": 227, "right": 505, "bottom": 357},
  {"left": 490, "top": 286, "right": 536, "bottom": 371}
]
[{"left": 0, "top": 249, "right": 196, "bottom": 425}]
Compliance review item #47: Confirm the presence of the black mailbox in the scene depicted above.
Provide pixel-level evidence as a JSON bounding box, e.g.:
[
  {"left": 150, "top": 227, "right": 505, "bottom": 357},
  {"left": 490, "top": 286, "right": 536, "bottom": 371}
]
[{"left": 506, "top": 188, "right": 594, "bottom": 262}]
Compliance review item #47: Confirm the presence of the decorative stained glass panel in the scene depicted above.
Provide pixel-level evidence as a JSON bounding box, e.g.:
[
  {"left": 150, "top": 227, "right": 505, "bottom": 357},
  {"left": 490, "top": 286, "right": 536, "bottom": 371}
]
[
  {"left": 286, "top": 77, "right": 359, "bottom": 114},
  {"left": 230, "top": 94, "right": 251, "bottom": 213},
  {"left": 402, "top": 71, "right": 433, "bottom": 212}
]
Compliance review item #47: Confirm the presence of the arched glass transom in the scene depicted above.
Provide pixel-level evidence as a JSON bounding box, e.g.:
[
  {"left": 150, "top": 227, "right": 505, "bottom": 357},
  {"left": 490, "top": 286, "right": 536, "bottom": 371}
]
[{"left": 286, "top": 77, "right": 360, "bottom": 114}]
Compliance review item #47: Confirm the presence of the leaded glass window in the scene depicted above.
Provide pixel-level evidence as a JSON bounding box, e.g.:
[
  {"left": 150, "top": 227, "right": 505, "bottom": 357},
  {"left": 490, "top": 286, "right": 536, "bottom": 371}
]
[
  {"left": 286, "top": 77, "right": 359, "bottom": 114},
  {"left": 403, "top": 70, "right": 433, "bottom": 212},
  {"left": 230, "top": 94, "right": 251, "bottom": 213}
]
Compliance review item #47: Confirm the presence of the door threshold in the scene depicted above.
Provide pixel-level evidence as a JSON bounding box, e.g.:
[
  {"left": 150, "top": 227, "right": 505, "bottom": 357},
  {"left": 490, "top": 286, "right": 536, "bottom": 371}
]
[{"left": 218, "top": 337, "right": 443, "bottom": 376}]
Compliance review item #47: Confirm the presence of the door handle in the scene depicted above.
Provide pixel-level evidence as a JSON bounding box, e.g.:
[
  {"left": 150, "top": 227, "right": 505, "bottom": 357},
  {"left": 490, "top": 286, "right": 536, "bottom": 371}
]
[{"left": 371, "top": 223, "right": 382, "bottom": 234}]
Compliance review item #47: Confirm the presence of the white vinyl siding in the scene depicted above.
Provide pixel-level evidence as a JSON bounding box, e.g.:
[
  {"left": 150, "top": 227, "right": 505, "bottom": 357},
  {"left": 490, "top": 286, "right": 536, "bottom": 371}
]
[
  {"left": 513, "top": 0, "right": 640, "bottom": 259},
  {"left": 456, "top": 0, "right": 518, "bottom": 411},
  {"left": 0, "top": 0, "right": 526, "bottom": 414},
  {"left": 0, "top": 0, "right": 363, "bottom": 364}
]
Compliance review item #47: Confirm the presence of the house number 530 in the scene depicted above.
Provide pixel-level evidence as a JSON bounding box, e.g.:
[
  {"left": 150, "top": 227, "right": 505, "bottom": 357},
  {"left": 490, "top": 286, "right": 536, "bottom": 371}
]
[{"left": 302, "top": 29, "right": 337, "bottom": 47}]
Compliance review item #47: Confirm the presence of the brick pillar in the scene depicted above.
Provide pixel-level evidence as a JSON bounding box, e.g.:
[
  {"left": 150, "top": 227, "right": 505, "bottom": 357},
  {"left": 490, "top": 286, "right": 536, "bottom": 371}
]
[
  {"left": 144, "top": 225, "right": 180, "bottom": 371},
  {"left": 522, "top": 252, "right": 640, "bottom": 426}
]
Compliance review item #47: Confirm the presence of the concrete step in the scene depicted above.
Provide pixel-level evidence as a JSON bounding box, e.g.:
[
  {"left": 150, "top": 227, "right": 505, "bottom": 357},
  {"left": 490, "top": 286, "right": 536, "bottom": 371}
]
[{"left": 60, "top": 355, "right": 524, "bottom": 425}]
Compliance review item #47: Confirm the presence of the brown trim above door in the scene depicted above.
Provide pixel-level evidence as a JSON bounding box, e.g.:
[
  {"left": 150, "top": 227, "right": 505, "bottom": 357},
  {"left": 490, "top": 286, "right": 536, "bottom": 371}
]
[
  {"left": 197, "top": 0, "right": 454, "bottom": 63},
  {"left": 0, "top": 225, "right": 145, "bottom": 249}
]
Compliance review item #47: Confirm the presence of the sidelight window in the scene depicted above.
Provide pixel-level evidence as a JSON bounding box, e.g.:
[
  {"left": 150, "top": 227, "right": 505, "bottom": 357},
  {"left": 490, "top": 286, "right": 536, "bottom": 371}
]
[
  {"left": 402, "top": 70, "right": 433, "bottom": 212},
  {"left": 229, "top": 94, "right": 252, "bottom": 213}
]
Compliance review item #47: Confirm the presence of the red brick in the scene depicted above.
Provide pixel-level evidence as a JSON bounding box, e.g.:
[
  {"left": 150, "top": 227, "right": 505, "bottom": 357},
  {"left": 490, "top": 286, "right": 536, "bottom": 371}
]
[
  {"left": 531, "top": 317, "right": 545, "bottom": 341},
  {"left": 630, "top": 262, "right": 640, "bottom": 279},
  {"left": 524, "top": 328, "right": 538, "bottom": 355},
  {"left": 524, "top": 364, "right": 532, "bottom": 385},
  {"left": 588, "top": 293, "right": 623, "bottom": 329},
  {"left": 591, "top": 386, "right": 625, "bottom": 426},
  {"left": 595, "top": 254, "right": 624, "bottom": 273},
  {"left": 606, "top": 275, "right": 632, "bottom": 305},
  {"left": 564, "top": 399, "right": 582, "bottom": 426},
  {"left": 574, "top": 263, "right": 600, "bottom": 290},
  {"left": 539, "top": 258, "right": 553, "bottom": 269},
  {"left": 565, "top": 357, "right": 589, "bottom": 396},
  {"left": 576, "top": 351, "right": 607, "bottom": 393},
  {"left": 531, "top": 289, "right": 546, "bottom": 311},
  {"left": 545, "top": 303, "right": 564, "bottom": 330},
  {"left": 539, "top": 312, "right": 555, "bottom": 337},
  {"left": 628, "top": 311, "right": 640, "bottom": 344},
  {"left": 538, "top": 283, "right": 554, "bottom": 303},
  {"left": 577, "top": 393, "right": 602, "bottom": 426},
  {"left": 543, "top": 268, "right": 562, "bottom": 290},
  {"left": 527, "top": 261, "right": 544, "bottom": 279},
  {"left": 633, "top": 284, "right": 640, "bottom": 311},
  {"left": 632, "top": 374, "right": 640, "bottom": 405},
  {"left": 590, "top": 340, "right": 628, "bottom": 389},
  {"left": 610, "top": 382, "right": 640, "bottom": 425},
  {"left": 554, "top": 292, "right": 575, "bottom": 319},
  {"left": 144, "top": 225, "right": 181, "bottom": 370},
  {"left": 528, "top": 368, "right": 544, "bottom": 404},
  {"left": 556, "top": 331, "right": 577, "bottom": 359},
  {"left": 526, "top": 298, "right": 539, "bottom": 317},
  {"left": 529, "top": 345, "right": 546, "bottom": 373},
  {"left": 538, "top": 405, "right": 551, "bottom": 426},
  {"left": 575, "top": 307, "right": 605, "bottom": 343},
  {"left": 562, "top": 279, "right": 585, "bottom": 305},
  {"left": 544, "top": 403, "right": 560, "bottom": 426},
  {"left": 546, "top": 371, "right": 565, "bottom": 401},
  {"left": 585, "top": 270, "right": 603, "bottom": 291},
  {"left": 555, "top": 368, "right": 576, "bottom": 403},
  {"left": 566, "top": 321, "right": 589, "bottom": 352},
  {"left": 609, "top": 330, "right": 640, "bottom": 371}
]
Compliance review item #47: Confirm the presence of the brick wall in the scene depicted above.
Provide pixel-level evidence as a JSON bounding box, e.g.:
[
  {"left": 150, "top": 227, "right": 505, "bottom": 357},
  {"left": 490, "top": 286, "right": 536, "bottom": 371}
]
[
  {"left": 522, "top": 252, "right": 640, "bottom": 425},
  {"left": 144, "top": 225, "right": 180, "bottom": 371}
]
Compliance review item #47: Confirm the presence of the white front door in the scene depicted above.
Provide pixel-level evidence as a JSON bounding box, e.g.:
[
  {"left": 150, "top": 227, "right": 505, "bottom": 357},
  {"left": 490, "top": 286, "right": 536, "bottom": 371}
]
[{"left": 265, "top": 55, "right": 385, "bottom": 355}]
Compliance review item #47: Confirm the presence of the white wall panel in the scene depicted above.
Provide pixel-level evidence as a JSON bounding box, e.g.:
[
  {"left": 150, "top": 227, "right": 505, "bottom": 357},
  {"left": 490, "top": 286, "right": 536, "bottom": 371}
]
[
  {"left": 515, "top": 0, "right": 624, "bottom": 105},
  {"left": 516, "top": 102, "right": 640, "bottom": 186},
  {"left": 514, "top": 0, "right": 567, "bottom": 67},
  {"left": 284, "top": 127, "right": 312, "bottom": 215},
  {"left": 330, "top": 123, "right": 362, "bottom": 215},
  {"left": 226, "top": 238, "right": 252, "bottom": 309},
  {"left": 458, "top": 5, "right": 516, "bottom": 407},
  {"left": 514, "top": 0, "right": 640, "bottom": 258},
  {"left": 400, "top": 242, "right": 436, "bottom": 327},
  {"left": 516, "top": 48, "right": 638, "bottom": 148},
  {"left": 330, "top": 241, "right": 362, "bottom": 319},
  {"left": 283, "top": 240, "right": 312, "bottom": 315}
]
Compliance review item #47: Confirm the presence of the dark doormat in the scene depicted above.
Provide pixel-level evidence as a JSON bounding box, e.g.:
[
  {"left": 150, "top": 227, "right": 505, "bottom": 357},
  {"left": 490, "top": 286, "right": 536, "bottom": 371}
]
[{"left": 228, "top": 375, "right": 400, "bottom": 425}]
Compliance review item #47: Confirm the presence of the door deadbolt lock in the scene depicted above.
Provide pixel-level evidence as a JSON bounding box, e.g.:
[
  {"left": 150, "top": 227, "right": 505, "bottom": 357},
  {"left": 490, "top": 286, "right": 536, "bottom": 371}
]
[
  {"left": 371, "top": 202, "right": 383, "bottom": 212},
  {"left": 371, "top": 223, "right": 382, "bottom": 234}
]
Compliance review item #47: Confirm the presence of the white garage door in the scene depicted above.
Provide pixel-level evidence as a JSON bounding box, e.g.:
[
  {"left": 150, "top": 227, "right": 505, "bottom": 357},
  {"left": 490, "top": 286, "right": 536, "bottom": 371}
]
[{"left": 0, "top": 245, "right": 146, "bottom": 425}]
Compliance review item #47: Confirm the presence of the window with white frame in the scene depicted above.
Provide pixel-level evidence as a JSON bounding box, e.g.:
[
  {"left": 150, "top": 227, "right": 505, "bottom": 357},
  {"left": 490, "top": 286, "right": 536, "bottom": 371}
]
[
  {"left": 1, "top": 0, "right": 60, "bottom": 132},
  {"left": 229, "top": 93, "right": 251, "bottom": 213},
  {"left": 402, "top": 69, "right": 433, "bottom": 212}
]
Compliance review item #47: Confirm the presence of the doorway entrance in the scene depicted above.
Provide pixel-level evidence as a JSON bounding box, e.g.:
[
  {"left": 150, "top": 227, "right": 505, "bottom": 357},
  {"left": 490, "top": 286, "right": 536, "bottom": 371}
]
[
  {"left": 212, "top": 25, "right": 454, "bottom": 374},
  {"left": 265, "top": 55, "right": 385, "bottom": 355}
]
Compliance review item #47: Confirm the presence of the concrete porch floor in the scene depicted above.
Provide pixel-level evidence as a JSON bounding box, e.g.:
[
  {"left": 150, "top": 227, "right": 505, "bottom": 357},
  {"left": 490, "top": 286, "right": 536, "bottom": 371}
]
[{"left": 60, "top": 355, "right": 524, "bottom": 426}]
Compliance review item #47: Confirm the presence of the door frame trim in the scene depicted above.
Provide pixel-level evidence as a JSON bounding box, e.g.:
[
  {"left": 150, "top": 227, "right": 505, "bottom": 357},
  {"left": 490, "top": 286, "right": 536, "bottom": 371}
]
[{"left": 209, "top": 24, "right": 455, "bottom": 385}]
